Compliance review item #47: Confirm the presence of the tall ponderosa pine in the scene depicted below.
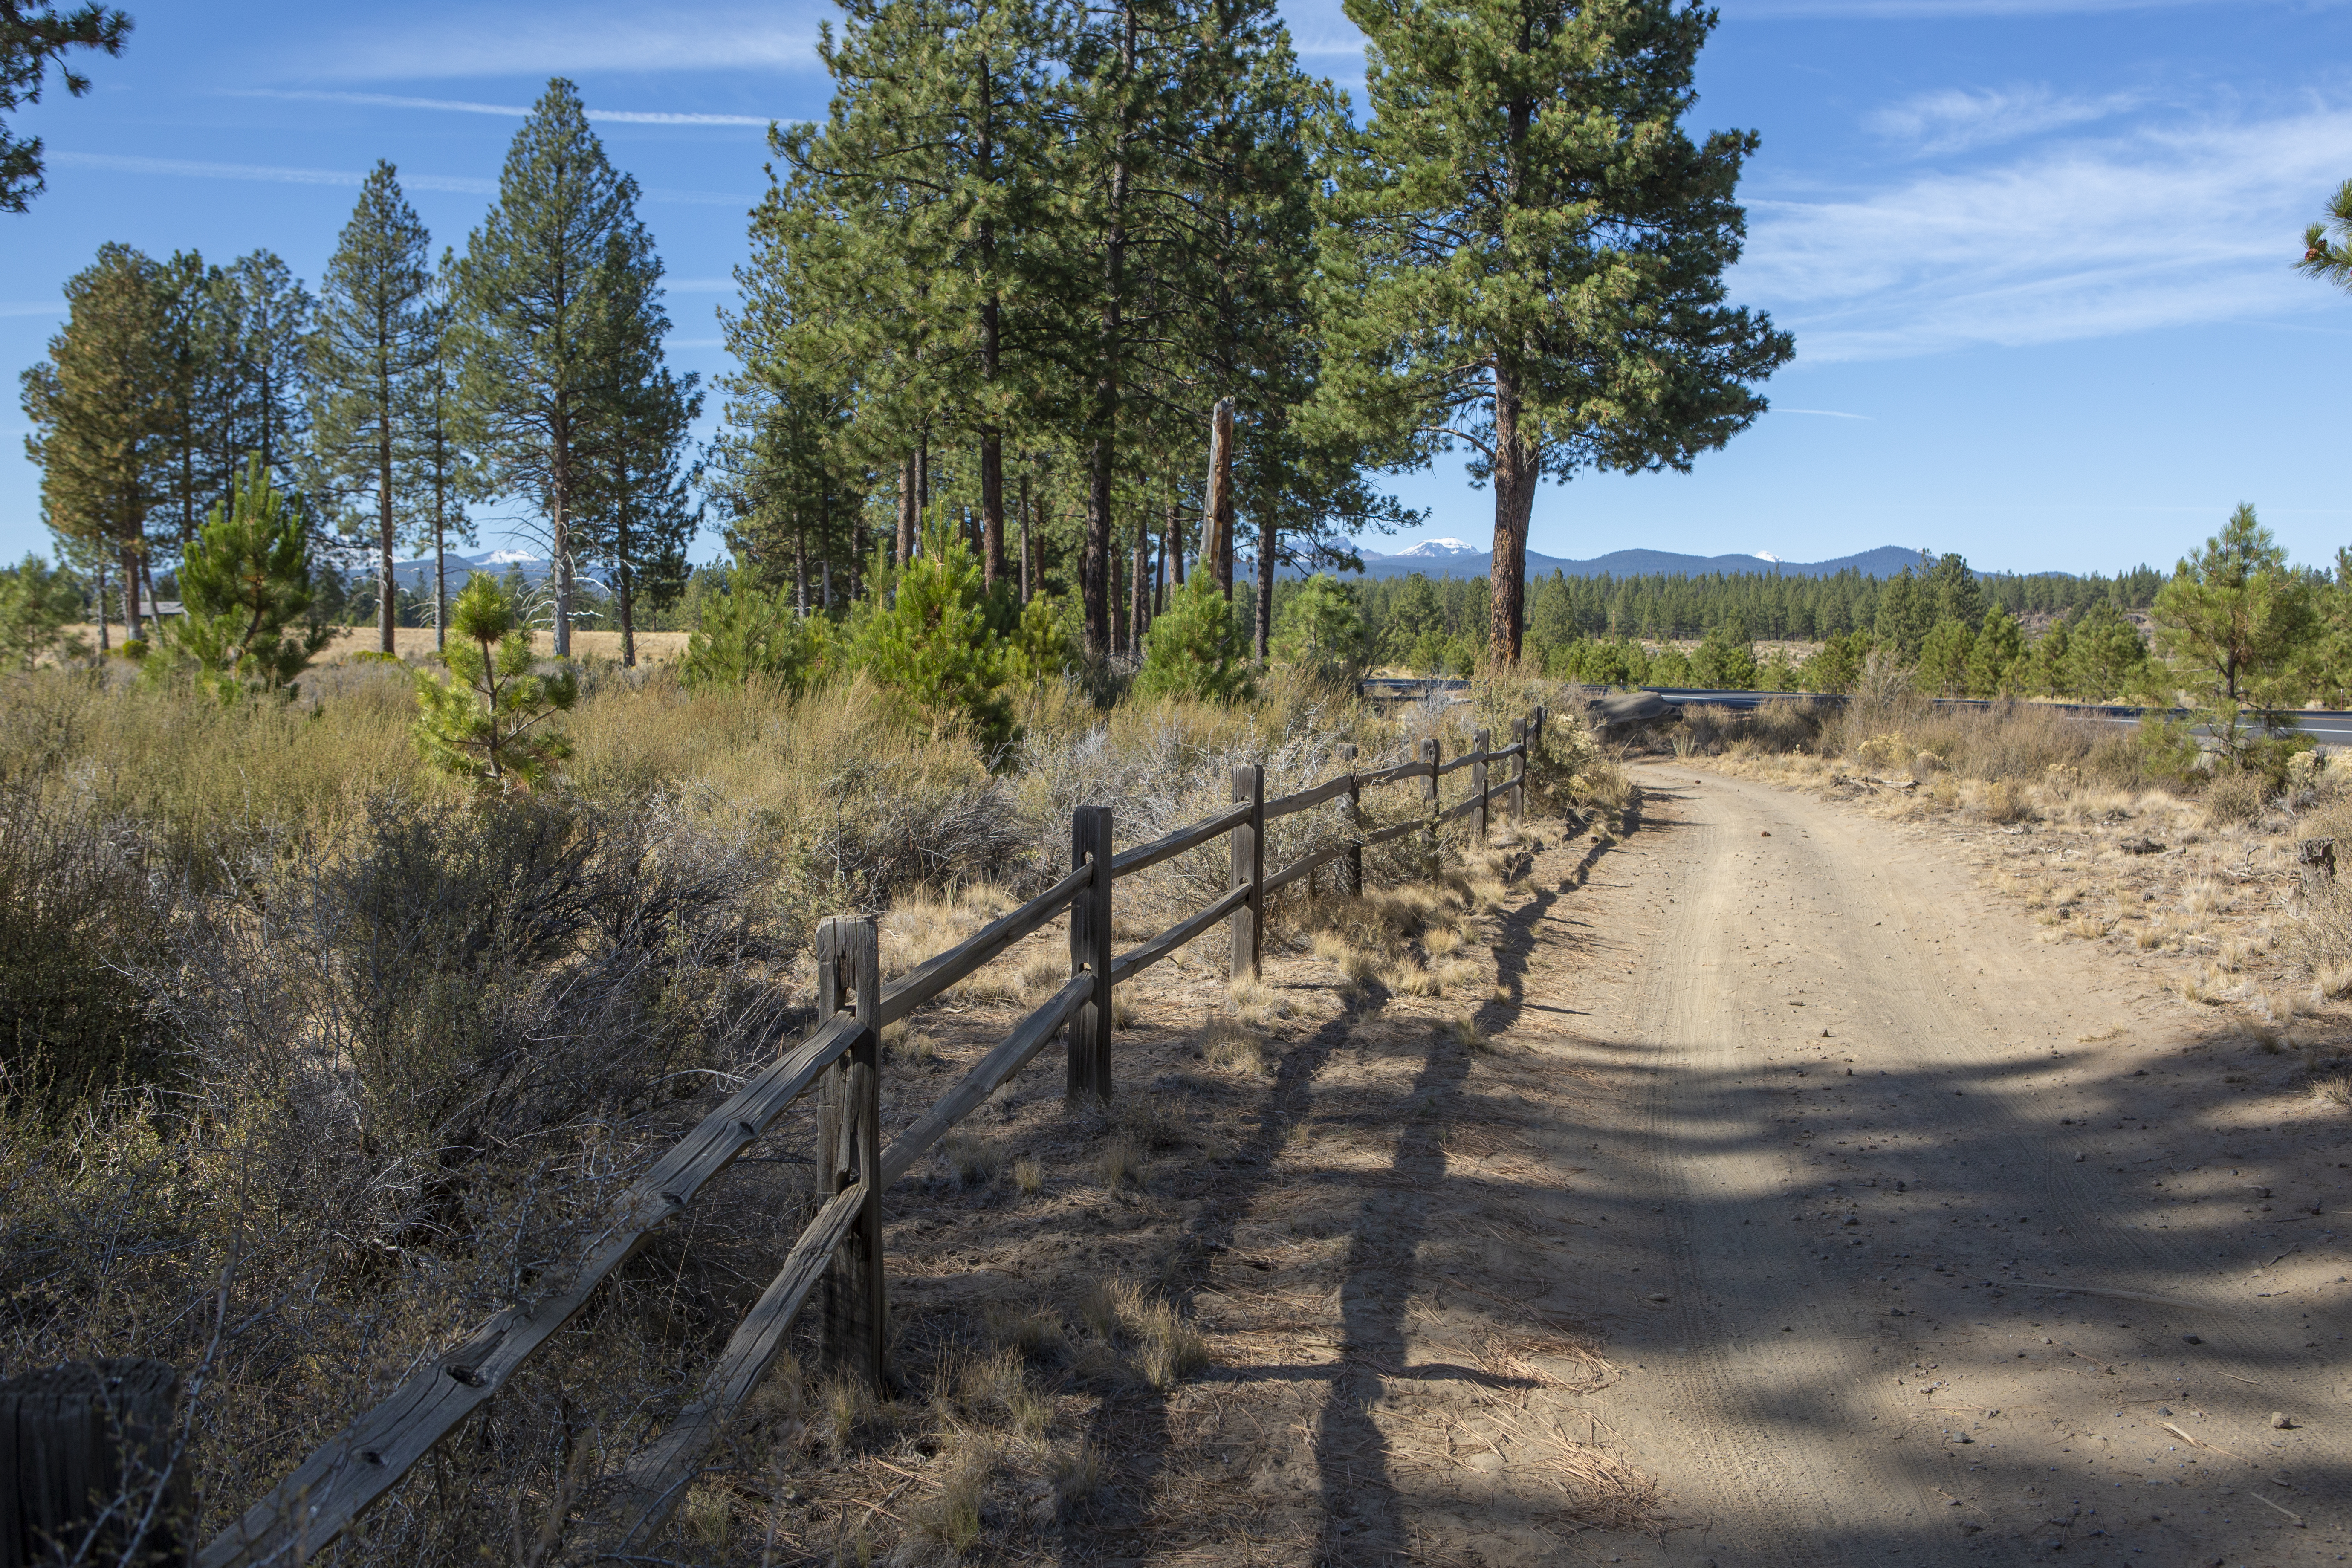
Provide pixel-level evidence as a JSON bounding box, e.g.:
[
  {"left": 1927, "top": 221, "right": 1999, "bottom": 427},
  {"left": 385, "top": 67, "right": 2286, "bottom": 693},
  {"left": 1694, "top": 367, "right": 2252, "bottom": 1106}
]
[
  {"left": 411, "top": 250, "right": 480, "bottom": 647},
  {"left": 18, "top": 241, "right": 175, "bottom": 639},
  {"left": 1324, "top": 0, "right": 1792, "bottom": 664},
  {"left": 767, "top": 0, "right": 1064, "bottom": 590},
  {"left": 578, "top": 220, "right": 700, "bottom": 667},
  {"left": 310, "top": 161, "right": 437, "bottom": 653},
  {"left": 152, "top": 248, "right": 312, "bottom": 573},
  {"left": 454, "top": 78, "right": 639, "bottom": 658}
]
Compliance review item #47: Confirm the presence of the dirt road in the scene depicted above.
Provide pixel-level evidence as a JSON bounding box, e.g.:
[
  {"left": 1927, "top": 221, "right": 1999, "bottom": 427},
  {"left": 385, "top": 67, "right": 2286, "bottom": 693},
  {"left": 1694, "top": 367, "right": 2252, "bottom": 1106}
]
[{"left": 1542, "top": 762, "right": 2351, "bottom": 1564}]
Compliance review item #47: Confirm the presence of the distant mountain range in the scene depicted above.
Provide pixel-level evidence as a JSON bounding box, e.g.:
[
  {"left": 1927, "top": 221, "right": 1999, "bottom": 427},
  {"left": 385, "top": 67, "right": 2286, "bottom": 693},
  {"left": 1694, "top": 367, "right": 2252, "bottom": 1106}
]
[
  {"left": 382, "top": 548, "right": 551, "bottom": 591},
  {"left": 1345, "top": 539, "right": 1931, "bottom": 581},
  {"left": 376, "top": 541, "right": 1973, "bottom": 591}
]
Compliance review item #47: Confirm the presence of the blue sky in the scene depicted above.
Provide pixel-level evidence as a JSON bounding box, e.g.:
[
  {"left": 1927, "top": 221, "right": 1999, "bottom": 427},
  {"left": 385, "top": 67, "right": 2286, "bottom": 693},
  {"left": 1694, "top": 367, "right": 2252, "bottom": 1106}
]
[{"left": 2, "top": 0, "right": 2348, "bottom": 579}]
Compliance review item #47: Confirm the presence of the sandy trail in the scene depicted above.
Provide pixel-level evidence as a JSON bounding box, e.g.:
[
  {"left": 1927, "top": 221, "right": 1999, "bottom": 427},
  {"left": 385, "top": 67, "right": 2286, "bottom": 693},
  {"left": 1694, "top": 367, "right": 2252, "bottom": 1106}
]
[{"left": 1540, "top": 762, "right": 2352, "bottom": 1565}]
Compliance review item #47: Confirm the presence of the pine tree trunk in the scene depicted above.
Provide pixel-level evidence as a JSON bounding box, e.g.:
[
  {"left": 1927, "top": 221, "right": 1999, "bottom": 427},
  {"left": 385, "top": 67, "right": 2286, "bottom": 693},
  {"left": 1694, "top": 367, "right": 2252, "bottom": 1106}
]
[
  {"left": 915, "top": 434, "right": 929, "bottom": 544},
  {"left": 796, "top": 522, "right": 808, "bottom": 615},
  {"left": 897, "top": 456, "right": 916, "bottom": 569},
  {"left": 379, "top": 419, "right": 397, "bottom": 654},
  {"left": 1018, "top": 475, "right": 1032, "bottom": 604},
  {"left": 1082, "top": 3, "right": 1134, "bottom": 661},
  {"left": 1254, "top": 505, "right": 1275, "bottom": 666},
  {"left": 981, "top": 434, "right": 1005, "bottom": 588},
  {"left": 1204, "top": 397, "right": 1235, "bottom": 599},
  {"left": 1489, "top": 361, "right": 1536, "bottom": 667},
  {"left": 1167, "top": 495, "right": 1183, "bottom": 588},
  {"left": 619, "top": 563, "right": 636, "bottom": 668},
  {"left": 1085, "top": 439, "right": 1114, "bottom": 658},
  {"left": 95, "top": 560, "right": 110, "bottom": 652},
  {"left": 1130, "top": 527, "right": 1148, "bottom": 650},
  {"left": 551, "top": 430, "right": 573, "bottom": 659}
]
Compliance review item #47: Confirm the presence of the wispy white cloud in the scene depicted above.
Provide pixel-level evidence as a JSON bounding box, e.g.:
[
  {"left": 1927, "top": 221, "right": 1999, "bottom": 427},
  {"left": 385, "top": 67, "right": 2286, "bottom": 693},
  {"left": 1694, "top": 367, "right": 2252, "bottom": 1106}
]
[
  {"left": 1776, "top": 407, "right": 1873, "bottom": 419},
  {"left": 307, "top": 8, "right": 824, "bottom": 79},
  {"left": 229, "top": 88, "right": 776, "bottom": 127},
  {"left": 0, "top": 303, "right": 66, "bottom": 318},
  {"left": 1867, "top": 85, "right": 2141, "bottom": 155},
  {"left": 48, "top": 150, "right": 750, "bottom": 207},
  {"left": 48, "top": 150, "right": 496, "bottom": 194},
  {"left": 1738, "top": 105, "right": 2352, "bottom": 362}
]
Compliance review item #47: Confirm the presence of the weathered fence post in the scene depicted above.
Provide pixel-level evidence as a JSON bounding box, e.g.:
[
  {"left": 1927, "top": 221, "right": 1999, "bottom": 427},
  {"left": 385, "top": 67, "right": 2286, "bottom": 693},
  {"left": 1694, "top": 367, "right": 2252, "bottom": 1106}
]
[
  {"left": 1067, "top": 805, "right": 1114, "bottom": 1103},
  {"left": 1472, "top": 729, "right": 1490, "bottom": 842},
  {"left": 814, "top": 916, "right": 886, "bottom": 1395},
  {"left": 1230, "top": 765, "right": 1264, "bottom": 982},
  {"left": 1338, "top": 744, "right": 1362, "bottom": 897},
  {"left": 1511, "top": 717, "right": 1527, "bottom": 821},
  {"left": 1, "top": 1359, "right": 187, "bottom": 1568},
  {"left": 1418, "top": 738, "right": 1441, "bottom": 854}
]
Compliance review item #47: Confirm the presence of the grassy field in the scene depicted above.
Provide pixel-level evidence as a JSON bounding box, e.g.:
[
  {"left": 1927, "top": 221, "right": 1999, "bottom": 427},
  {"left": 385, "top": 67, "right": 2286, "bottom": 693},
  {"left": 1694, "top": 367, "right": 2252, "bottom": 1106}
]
[
  {"left": 64, "top": 622, "right": 696, "bottom": 664},
  {"left": 0, "top": 659, "right": 1607, "bottom": 1565}
]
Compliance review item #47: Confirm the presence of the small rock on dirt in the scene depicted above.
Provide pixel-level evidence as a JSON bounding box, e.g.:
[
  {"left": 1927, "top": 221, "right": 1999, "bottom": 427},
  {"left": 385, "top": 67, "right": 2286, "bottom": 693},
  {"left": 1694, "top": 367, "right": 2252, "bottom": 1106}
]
[
  {"left": 2119, "top": 836, "right": 2167, "bottom": 855},
  {"left": 2270, "top": 1411, "right": 2296, "bottom": 1429}
]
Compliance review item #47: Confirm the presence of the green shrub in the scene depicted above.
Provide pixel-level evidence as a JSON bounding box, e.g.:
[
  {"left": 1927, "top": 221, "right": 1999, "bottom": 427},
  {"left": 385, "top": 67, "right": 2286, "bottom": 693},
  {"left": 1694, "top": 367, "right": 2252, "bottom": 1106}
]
[
  {"left": 1272, "top": 573, "right": 1366, "bottom": 681},
  {"left": 1690, "top": 616, "right": 1757, "bottom": 689},
  {"left": 152, "top": 456, "right": 335, "bottom": 702},
  {"left": 681, "top": 576, "right": 830, "bottom": 693},
  {"left": 1133, "top": 571, "right": 1255, "bottom": 704},
  {"left": 851, "top": 522, "right": 1018, "bottom": 754},
  {"left": 412, "top": 574, "right": 579, "bottom": 790},
  {"left": 0, "top": 556, "right": 88, "bottom": 669}
]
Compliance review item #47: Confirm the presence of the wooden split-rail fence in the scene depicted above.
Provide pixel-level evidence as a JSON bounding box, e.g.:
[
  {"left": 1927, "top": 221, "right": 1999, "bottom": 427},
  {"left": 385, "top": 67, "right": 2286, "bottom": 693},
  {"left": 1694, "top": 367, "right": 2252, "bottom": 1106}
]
[{"left": 2, "top": 707, "right": 1547, "bottom": 1568}]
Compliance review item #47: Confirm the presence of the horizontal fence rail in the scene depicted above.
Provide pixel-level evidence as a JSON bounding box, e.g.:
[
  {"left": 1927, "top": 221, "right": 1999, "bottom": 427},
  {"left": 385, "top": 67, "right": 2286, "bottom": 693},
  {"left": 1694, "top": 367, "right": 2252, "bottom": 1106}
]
[{"left": 182, "top": 703, "right": 1548, "bottom": 1568}]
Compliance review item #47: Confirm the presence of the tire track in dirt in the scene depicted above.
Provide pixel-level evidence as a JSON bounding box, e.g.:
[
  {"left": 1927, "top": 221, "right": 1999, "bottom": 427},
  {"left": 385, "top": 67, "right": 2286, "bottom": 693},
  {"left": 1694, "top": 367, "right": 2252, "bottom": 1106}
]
[{"left": 1553, "top": 763, "right": 2351, "bottom": 1565}]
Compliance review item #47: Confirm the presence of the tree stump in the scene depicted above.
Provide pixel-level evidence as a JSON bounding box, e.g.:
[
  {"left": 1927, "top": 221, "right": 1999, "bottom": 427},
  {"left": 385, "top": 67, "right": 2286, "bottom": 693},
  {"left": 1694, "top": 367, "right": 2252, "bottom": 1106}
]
[{"left": 0, "top": 1360, "right": 187, "bottom": 1568}]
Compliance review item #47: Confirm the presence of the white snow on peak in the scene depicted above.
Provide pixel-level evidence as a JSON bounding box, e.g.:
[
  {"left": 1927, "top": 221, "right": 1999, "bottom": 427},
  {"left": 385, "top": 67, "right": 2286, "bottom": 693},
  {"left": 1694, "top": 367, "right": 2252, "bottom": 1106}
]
[
  {"left": 481, "top": 548, "right": 542, "bottom": 564},
  {"left": 1752, "top": 551, "right": 1782, "bottom": 563},
  {"left": 1396, "top": 537, "right": 1479, "bottom": 557}
]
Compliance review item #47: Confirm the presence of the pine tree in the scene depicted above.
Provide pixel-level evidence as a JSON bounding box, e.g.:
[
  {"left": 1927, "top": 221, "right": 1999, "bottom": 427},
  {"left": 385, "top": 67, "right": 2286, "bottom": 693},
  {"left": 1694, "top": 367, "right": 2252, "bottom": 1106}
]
[
  {"left": 1134, "top": 567, "right": 1254, "bottom": 702},
  {"left": 2299, "top": 177, "right": 2352, "bottom": 292},
  {"left": 413, "top": 573, "right": 579, "bottom": 790},
  {"left": 1, "top": 1, "right": 131, "bottom": 212},
  {"left": 681, "top": 574, "right": 829, "bottom": 692},
  {"left": 1323, "top": 0, "right": 1791, "bottom": 665},
  {"left": 576, "top": 219, "right": 700, "bottom": 667},
  {"left": 0, "top": 555, "right": 87, "bottom": 667},
  {"left": 17, "top": 242, "right": 176, "bottom": 641},
  {"left": 851, "top": 517, "right": 1018, "bottom": 751},
  {"left": 2152, "top": 505, "right": 2317, "bottom": 767},
  {"left": 454, "top": 78, "right": 640, "bottom": 658},
  {"left": 411, "top": 250, "right": 481, "bottom": 648},
  {"left": 153, "top": 454, "right": 334, "bottom": 701},
  {"left": 1965, "top": 605, "right": 2025, "bottom": 696},
  {"left": 311, "top": 162, "right": 437, "bottom": 654}
]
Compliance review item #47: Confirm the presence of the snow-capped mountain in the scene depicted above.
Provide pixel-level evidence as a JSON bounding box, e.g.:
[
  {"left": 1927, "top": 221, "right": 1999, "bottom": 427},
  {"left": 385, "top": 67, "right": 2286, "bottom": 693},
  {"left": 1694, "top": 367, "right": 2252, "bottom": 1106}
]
[
  {"left": 1390, "top": 537, "right": 1484, "bottom": 558},
  {"left": 1752, "top": 551, "right": 1782, "bottom": 563}
]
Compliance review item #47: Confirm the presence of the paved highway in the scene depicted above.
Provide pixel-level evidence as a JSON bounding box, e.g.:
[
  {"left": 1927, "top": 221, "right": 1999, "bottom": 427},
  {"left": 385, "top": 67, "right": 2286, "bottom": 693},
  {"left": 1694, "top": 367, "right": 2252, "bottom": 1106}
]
[{"left": 1355, "top": 677, "right": 2352, "bottom": 748}]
